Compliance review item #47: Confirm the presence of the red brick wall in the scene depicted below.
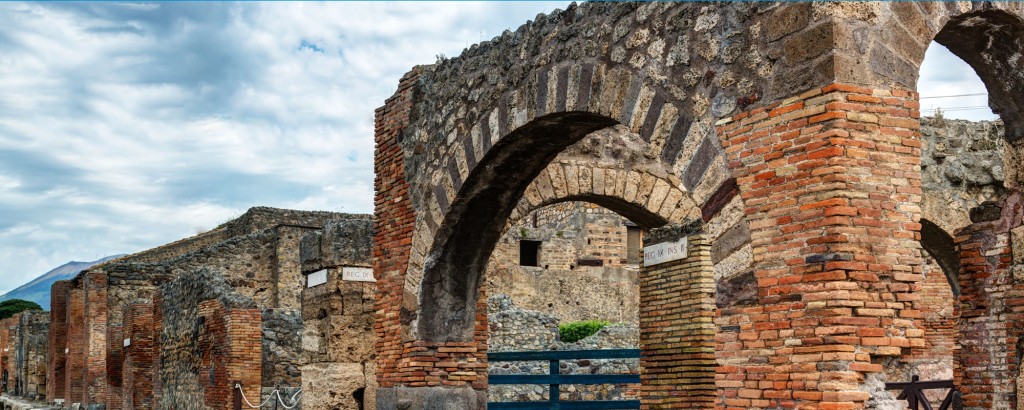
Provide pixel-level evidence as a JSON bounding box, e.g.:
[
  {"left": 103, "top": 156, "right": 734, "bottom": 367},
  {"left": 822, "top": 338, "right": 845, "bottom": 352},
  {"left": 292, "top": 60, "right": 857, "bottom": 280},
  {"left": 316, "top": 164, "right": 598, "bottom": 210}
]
[
  {"left": 121, "top": 303, "right": 155, "bottom": 410},
  {"left": 373, "top": 69, "right": 419, "bottom": 388},
  {"left": 1, "top": 317, "right": 11, "bottom": 393},
  {"left": 66, "top": 285, "right": 85, "bottom": 405},
  {"left": 953, "top": 191, "right": 1024, "bottom": 409},
  {"left": 372, "top": 68, "right": 493, "bottom": 389},
  {"left": 196, "top": 299, "right": 261, "bottom": 410},
  {"left": 715, "top": 84, "right": 925, "bottom": 408},
  {"left": 150, "top": 290, "right": 163, "bottom": 406},
  {"left": 47, "top": 280, "right": 70, "bottom": 402},
  {"left": 639, "top": 233, "right": 716, "bottom": 408},
  {"left": 106, "top": 324, "right": 123, "bottom": 410},
  {"left": 84, "top": 271, "right": 108, "bottom": 406},
  {"left": 909, "top": 254, "right": 956, "bottom": 364}
]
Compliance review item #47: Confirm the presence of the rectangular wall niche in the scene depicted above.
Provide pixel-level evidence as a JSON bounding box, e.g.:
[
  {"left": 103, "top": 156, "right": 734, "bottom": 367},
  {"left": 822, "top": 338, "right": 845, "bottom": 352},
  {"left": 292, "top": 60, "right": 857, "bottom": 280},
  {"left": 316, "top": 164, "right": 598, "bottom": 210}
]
[
  {"left": 519, "top": 240, "right": 541, "bottom": 267},
  {"left": 306, "top": 269, "right": 328, "bottom": 288}
]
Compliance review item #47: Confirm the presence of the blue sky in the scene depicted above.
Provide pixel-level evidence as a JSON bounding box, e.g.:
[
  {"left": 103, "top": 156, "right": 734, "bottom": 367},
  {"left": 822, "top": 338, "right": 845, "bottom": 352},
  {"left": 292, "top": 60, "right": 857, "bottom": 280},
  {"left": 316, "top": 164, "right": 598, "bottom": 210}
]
[{"left": 0, "top": 2, "right": 997, "bottom": 295}]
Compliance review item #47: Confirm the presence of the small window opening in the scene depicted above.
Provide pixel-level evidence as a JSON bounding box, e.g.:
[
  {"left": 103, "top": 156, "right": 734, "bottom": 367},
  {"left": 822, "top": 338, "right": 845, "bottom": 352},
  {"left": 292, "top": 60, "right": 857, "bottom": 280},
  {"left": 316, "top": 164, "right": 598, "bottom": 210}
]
[
  {"left": 519, "top": 240, "right": 541, "bottom": 267},
  {"left": 626, "top": 226, "right": 643, "bottom": 264}
]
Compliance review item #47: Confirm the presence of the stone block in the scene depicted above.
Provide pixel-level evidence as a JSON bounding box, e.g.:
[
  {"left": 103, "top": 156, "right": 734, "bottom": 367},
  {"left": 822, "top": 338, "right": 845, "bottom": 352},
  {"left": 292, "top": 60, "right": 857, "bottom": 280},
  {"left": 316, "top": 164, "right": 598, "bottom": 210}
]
[{"left": 300, "top": 363, "right": 367, "bottom": 410}]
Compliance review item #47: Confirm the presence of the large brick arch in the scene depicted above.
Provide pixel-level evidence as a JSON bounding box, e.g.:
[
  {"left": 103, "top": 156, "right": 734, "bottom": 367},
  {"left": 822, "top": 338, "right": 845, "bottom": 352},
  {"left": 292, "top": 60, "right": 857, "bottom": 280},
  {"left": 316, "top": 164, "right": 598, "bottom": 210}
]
[
  {"left": 373, "top": 2, "right": 1024, "bottom": 409},
  {"left": 875, "top": 5, "right": 1024, "bottom": 407}
]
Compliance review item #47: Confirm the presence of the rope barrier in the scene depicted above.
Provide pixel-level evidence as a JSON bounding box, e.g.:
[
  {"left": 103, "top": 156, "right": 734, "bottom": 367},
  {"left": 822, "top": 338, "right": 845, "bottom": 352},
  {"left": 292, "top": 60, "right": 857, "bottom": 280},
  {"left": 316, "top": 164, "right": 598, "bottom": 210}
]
[{"left": 234, "top": 384, "right": 302, "bottom": 409}]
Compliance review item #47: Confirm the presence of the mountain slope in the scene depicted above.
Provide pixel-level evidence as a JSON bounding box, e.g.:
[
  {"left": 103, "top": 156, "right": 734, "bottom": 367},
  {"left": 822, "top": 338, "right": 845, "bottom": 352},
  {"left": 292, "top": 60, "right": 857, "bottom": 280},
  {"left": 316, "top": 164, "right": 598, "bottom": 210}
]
[{"left": 0, "top": 255, "right": 125, "bottom": 309}]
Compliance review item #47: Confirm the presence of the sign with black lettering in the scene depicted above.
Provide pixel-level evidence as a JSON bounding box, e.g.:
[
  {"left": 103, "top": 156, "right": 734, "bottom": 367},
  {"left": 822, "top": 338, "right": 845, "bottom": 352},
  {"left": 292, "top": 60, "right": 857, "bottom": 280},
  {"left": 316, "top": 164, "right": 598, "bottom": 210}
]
[{"left": 643, "top": 237, "right": 688, "bottom": 266}]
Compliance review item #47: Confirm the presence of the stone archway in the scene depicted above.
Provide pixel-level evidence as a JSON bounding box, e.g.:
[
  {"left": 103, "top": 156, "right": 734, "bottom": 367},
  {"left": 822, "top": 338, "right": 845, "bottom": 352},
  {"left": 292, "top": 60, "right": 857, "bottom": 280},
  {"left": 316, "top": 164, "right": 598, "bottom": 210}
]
[
  {"left": 372, "top": 2, "right": 1024, "bottom": 409},
  {"left": 894, "top": 6, "right": 1024, "bottom": 408}
]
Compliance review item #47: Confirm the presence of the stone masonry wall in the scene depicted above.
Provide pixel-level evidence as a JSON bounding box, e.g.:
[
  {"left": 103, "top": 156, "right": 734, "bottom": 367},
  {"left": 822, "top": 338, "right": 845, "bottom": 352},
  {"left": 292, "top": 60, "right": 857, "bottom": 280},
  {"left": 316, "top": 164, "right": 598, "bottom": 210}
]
[
  {"left": 47, "top": 207, "right": 369, "bottom": 410},
  {"left": 0, "top": 310, "right": 50, "bottom": 402},
  {"left": 299, "top": 218, "right": 376, "bottom": 410},
  {"left": 487, "top": 202, "right": 641, "bottom": 324},
  {"left": 156, "top": 269, "right": 259, "bottom": 410},
  {"left": 487, "top": 295, "right": 639, "bottom": 404},
  {"left": 16, "top": 311, "right": 49, "bottom": 400},
  {"left": 921, "top": 118, "right": 1007, "bottom": 235}
]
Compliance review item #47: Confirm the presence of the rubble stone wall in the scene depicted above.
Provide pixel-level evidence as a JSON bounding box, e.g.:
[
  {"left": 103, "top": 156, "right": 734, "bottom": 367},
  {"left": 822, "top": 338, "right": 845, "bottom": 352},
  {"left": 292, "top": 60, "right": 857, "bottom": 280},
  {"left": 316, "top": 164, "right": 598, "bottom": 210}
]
[
  {"left": 487, "top": 202, "right": 641, "bottom": 324},
  {"left": 156, "top": 269, "right": 259, "bottom": 410},
  {"left": 486, "top": 295, "right": 639, "bottom": 403}
]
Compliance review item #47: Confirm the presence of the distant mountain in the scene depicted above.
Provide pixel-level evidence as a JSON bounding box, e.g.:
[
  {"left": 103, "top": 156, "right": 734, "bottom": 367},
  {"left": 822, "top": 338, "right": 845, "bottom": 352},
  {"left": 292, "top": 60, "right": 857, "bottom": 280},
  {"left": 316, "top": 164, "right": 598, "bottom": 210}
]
[{"left": 0, "top": 255, "right": 125, "bottom": 309}]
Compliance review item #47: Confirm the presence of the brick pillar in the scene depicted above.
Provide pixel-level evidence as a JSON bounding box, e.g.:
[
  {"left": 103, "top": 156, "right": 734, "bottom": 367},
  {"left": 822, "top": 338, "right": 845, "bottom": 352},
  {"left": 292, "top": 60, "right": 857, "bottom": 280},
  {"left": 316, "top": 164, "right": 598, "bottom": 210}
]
[
  {"left": 715, "top": 84, "right": 925, "bottom": 408},
  {"left": 1, "top": 317, "right": 11, "bottom": 394},
  {"left": 48, "top": 281, "right": 70, "bottom": 403},
  {"left": 639, "top": 225, "right": 716, "bottom": 409},
  {"left": 954, "top": 191, "right": 1024, "bottom": 409},
  {"left": 373, "top": 69, "right": 419, "bottom": 393},
  {"left": 83, "top": 271, "right": 108, "bottom": 406},
  {"left": 374, "top": 69, "right": 488, "bottom": 408},
  {"left": 5, "top": 316, "right": 18, "bottom": 396},
  {"left": 65, "top": 285, "right": 85, "bottom": 406},
  {"left": 197, "top": 299, "right": 261, "bottom": 410},
  {"left": 150, "top": 290, "right": 164, "bottom": 406},
  {"left": 122, "top": 303, "right": 155, "bottom": 410},
  {"left": 106, "top": 324, "right": 123, "bottom": 410}
]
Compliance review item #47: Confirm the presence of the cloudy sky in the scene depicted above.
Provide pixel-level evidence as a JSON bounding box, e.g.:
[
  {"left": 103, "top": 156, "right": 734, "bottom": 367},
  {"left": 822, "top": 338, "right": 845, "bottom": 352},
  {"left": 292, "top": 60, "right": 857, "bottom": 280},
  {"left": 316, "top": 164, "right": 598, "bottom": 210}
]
[{"left": 0, "top": 2, "right": 996, "bottom": 295}]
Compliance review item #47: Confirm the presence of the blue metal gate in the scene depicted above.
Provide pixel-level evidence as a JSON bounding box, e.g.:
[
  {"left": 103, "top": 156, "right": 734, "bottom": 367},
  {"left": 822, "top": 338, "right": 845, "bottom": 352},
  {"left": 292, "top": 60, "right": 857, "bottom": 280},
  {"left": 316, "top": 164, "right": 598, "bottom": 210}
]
[{"left": 487, "top": 349, "right": 641, "bottom": 409}]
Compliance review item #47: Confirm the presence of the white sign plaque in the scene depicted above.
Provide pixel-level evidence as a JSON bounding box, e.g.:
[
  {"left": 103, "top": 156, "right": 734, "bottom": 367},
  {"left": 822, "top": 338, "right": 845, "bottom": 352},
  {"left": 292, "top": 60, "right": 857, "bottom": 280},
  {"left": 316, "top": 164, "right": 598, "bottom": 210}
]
[
  {"left": 643, "top": 237, "right": 688, "bottom": 266},
  {"left": 342, "top": 266, "right": 375, "bottom": 282},
  {"left": 306, "top": 269, "right": 328, "bottom": 288},
  {"left": 123, "top": 338, "right": 132, "bottom": 347}
]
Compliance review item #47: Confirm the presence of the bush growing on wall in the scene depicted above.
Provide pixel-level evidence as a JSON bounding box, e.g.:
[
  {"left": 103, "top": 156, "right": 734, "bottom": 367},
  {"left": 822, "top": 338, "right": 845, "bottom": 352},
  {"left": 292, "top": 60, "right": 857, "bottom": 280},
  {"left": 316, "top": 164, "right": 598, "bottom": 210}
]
[
  {"left": 0, "top": 299, "right": 42, "bottom": 320},
  {"left": 558, "top": 320, "right": 609, "bottom": 343}
]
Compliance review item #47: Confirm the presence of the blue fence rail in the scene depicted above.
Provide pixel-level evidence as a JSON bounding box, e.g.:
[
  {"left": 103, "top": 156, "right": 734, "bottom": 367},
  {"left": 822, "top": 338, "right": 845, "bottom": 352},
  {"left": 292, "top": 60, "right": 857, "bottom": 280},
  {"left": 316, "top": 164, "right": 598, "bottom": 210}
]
[{"left": 487, "top": 349, "right": 641, "bottom": 410}]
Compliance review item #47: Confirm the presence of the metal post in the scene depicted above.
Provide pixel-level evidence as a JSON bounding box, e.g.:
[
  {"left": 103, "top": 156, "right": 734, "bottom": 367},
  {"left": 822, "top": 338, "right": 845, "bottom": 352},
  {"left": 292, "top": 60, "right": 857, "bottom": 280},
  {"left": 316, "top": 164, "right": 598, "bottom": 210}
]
[
  {"left": 549, "top": 359, "right": 559, "bottom": 408},
  {"left": 233, "top": 381, "right": 242, "bottom": 410},
  {"left": 907, "top": 375, "right": 920, "bottom": 410}
]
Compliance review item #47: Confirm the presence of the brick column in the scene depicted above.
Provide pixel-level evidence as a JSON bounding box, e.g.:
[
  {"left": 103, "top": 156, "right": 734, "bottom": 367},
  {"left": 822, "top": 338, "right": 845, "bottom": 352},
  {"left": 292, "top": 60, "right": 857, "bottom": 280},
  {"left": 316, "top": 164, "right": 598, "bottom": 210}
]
[
  {"left": 1, "top": 317, "right": 11, "bottom": 394},
  {"left": 639, "top": 224, "right": 716, "bottom": 409},
  {"left": 953, "top": 192, "right": 1024, "bottom": 409},
  {"left": 83, "top": 271, "right": 108, "bottom": 406},
  {"left": 150, "top": 290, "right": 164, "bottom": 406},
  {"left": 121, "top": 303, "right": 155, "bottom": 410},
  {"left": 47, "top": 281, "right": 70, "bottom": 403},
  {"left": 106, "top": 324, "right": 123, "bottom": 410},
  {"left": 66, "top": 285, "right": 85, "bottom": 406},
  {"left": 715, "top": 84, "right": 925, "bottom": 408},
  {"left": 197, "top": 299, "right": 261, "bottom": 410}
]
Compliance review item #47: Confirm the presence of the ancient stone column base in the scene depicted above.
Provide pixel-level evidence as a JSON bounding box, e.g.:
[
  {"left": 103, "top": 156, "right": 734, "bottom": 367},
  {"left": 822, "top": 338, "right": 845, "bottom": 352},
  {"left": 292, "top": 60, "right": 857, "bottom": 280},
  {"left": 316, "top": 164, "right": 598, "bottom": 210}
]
[{"left": 376, "top": 387, "right": 485, "bottom": 410}]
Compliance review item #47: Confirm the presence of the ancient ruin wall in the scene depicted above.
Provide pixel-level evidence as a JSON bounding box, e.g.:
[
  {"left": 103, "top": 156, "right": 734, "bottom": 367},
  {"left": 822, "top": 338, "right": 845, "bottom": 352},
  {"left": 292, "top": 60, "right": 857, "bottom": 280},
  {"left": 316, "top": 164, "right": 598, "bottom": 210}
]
[
  {"left": 15, "top": 311, "right": 49, "bottom": 400},
  {"left": 298, "top": 218, "right": 377, "bottom": 410},
  {"left": 486, "top": 295, "right": 639, "bottom": 403},
  {"left": 487, "top": 202, "right": 641, "bottom": 324},
  {"left": 921, "top": 118, "right": 1007, "bottom": 234},
  {"left": 156, "top": 269, "right": 259, "bottom": 410}
]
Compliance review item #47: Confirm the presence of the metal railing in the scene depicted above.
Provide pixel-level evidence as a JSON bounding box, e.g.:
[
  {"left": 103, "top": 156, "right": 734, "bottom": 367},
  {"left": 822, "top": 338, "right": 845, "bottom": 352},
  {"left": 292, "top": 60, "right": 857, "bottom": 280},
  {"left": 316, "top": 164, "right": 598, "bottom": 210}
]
[
  {"left": 487, "top": 349, "right": 640, "bottom": 410},
  {"left": 885, "top": 375, "right": 957, "bottom": 410}
]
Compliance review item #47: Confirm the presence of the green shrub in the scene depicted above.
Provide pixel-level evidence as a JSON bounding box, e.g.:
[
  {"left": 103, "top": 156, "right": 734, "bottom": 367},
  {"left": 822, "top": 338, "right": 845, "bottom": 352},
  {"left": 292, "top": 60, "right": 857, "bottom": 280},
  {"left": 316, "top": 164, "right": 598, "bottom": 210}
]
[
  {"left": 558, "top": 320, "right": 609, "bottom": 343},
  {"left": 0, "top": 299, "right": 42, "bottom": 320}
]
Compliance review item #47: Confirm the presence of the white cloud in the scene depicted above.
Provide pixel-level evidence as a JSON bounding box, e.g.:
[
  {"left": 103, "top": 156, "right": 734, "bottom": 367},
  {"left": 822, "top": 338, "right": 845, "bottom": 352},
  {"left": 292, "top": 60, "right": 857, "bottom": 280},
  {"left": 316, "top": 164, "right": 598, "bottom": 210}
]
[
  {"left": 0, "top": 1, "right": 567, "bottom": 295},
  {"left": 0, "top": 2, "right": 997, "bottom": 296},
  {"left": 918, "top": 42, "right": 998, "bottom": 121}
]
